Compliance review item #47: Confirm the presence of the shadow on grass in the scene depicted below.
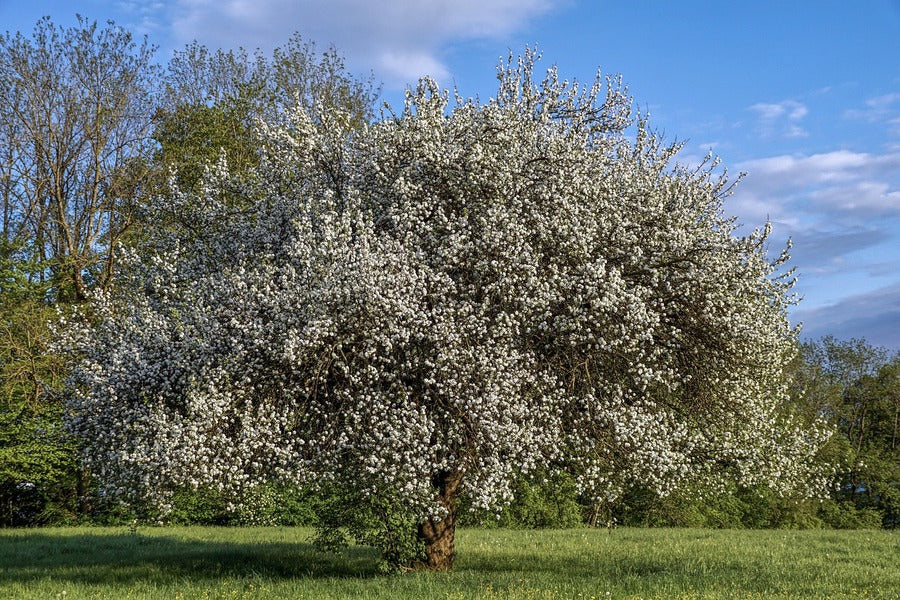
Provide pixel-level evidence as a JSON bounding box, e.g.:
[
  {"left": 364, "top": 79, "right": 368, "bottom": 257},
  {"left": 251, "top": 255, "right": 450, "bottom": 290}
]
[
  {"left": 0, "top": 530, "right": 381, "bottom": 586},
  {"left": 2, "top": 530, "right": 719, "bottom": 591},
  {"left": 1, "top": 529, "right": 780, "bottom": 593}
]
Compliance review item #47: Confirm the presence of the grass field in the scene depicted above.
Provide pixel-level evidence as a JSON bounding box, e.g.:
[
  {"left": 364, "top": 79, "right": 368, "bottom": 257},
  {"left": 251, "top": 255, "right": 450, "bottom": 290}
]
[{"left": 0, "top": 526, "right": 897, "bottom": 599}]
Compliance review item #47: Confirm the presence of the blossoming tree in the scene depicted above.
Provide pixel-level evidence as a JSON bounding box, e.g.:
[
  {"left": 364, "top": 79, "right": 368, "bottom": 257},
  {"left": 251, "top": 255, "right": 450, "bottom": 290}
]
[{"left": 65, "top": 51, "right": 827, "bottom": 571}]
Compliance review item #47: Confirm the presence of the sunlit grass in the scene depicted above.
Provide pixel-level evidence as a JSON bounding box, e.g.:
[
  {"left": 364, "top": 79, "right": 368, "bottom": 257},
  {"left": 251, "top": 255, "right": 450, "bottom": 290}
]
[{"left": 1, "top": 527, "right": 896, "bottom": 598}]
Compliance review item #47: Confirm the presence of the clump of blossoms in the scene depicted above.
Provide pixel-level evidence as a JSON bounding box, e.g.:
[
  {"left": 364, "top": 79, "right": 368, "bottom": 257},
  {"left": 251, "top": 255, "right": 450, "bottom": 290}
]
[{"left": 64, "top": 50, "right": 829, "bottom": 571}]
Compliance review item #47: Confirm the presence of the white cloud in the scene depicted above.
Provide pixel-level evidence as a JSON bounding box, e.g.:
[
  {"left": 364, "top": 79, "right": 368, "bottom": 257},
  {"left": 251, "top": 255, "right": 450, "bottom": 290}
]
[
  {"left": 115, "top": 0, "right": 168, "bottom": 34},
  {"left": 809, "top": 181, "right": 900, "bottom": 215},
  {"left": 844, "top": 92, "right": 900, "bottom": 123},
  {"left": 727, "top": 150, "right": 900, "bottom": 311},
  {"left": 736, "top": 151, "right": 900, "bottom": 204},
  {"left": 785, "top": 124, "right": 809, "bottom": 139},
  {"left": 748, "top": 99, "right": 808, "bottom": 138},
  {"left": 166, "top": 0, "right": 559, "bottom": 87},
  {"left": 749, "top": 100, "right": 807, "bottom": 120},
  {"left": 749, "top": 103, "right": 784, "bottom": 121},
  {"left": 377, "top": 50, "right": 452, "bottom": 84}
]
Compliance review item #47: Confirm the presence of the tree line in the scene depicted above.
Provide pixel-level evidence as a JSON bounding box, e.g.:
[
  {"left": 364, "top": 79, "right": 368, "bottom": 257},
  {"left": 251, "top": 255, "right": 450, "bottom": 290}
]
[{"left": 1, "top": 17, "right": 896, "bottom": 572}]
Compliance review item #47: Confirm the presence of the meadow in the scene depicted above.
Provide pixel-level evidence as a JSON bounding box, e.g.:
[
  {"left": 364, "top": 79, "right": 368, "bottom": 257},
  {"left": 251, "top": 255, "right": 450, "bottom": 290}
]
[{"left": 1, "top": 527, "right": 897, "bottom": 599}]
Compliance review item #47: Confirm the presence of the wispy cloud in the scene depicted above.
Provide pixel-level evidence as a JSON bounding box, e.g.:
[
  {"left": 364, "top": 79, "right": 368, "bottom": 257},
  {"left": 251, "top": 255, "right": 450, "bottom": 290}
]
[
  {"left": 749, "top": 99, "right": 809, "bottom": 138},
  {"left": 750, "top": 100, "right": 808, "bottom": 121},
  {"left": 115, "top": 1, "right": 166, "bottom": 34},
  {"left": 729, "top": 149, "right": 900, "bottom": 323},
  {"left": 844, "top": 92, "right": 900, "bottom": 140},
  {"left": 809, "top": 180, "right": 900, "bottom": 215},
  {"left": 734, "top": 150, "right": 900, "bottom": 223},
  {"left": 163, "top": 0, "right": 559, "bottom": 86},
  {"left": 844, "top": 92, "right": 900, "bottom": 122},
  {"left": 785, "top": 226, "right": 891, "bottom": 275}
]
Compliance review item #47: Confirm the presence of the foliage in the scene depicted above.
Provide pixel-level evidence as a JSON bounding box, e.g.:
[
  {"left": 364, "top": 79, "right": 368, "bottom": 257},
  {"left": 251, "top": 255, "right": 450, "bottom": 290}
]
[
  {"left": 164, "top": 482, "right": 320, "bottom": 527},
  {"left": 0, "top": 240, "right": 80, "bottom": 526},
  {"left": 789, "top": 337, "right": 899, "bottom": 528},
  {"left": 601, "top": 337, "right": 899, "bottom": 531},
  {"left": 816, "top": 500, "right": 884, "bottom": 529},
  {"left": 496, "top": 472, "right": 584, "bottom": 529},
  {"left": 0, "top": 15, "right": 158, "bottom": 522},
  {"left": 161, "top": 35, "right": 377, "bottom": 127},
  {"left": 165, "top": 487, "right": 231, "bottom": 526},
  {"left": 0, "top": 16, "right": 379, "bottom": 529},
  {"left": 64, "top": 49, "right": 829, "bottom": 569},
  {"left": 460, "top": 470, "right": 584, "bottom": 529},
  {"left": 609, "top": 484, "right": 855, "bottom": 530},
  {"left": 0, "top": 403, "right": 78, "bottom": 526},
  {"left": 312, "top": 483, "right": 426, "bottom": 573},
  {"left": 154, "top": 103, "right": 258, "bottom": 192},
  {"left": 0, "top": 242, "right": 66, "bottom": 404}
]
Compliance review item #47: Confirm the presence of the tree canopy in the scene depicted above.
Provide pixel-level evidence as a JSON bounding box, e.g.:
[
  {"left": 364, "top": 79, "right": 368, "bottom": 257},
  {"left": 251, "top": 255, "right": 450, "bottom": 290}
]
[
  {"left": 155, "top": 35, "right": 378, "bottom": 192},
  {"left": 0, "top": 15, "right": 159, "bottom": 301},
  {"left": 64, "top": 50, "right": 828, "bottom": 570}
]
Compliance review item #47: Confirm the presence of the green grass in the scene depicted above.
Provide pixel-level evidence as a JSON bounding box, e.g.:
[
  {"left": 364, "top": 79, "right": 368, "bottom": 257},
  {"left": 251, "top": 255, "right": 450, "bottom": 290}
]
[{"left": 0, "top": 527, "right": 897, "bottom": 599}]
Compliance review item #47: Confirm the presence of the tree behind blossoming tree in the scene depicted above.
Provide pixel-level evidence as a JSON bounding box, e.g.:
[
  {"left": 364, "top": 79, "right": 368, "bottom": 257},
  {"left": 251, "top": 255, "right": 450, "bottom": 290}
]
[
  {"left": 64, "top": 49, "right": 830, "bottom": 571},
  {"left": 0, "top": 16, "right": 378, "bottom": 527}
]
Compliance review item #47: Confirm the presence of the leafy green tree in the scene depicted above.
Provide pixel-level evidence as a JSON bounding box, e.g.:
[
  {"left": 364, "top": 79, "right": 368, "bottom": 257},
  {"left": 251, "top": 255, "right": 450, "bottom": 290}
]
[
  {"left": 791, "top": 337, "right": 899, "bottom": 527},
  {"left": 154, "top": 103, "right": 258, "bottom": 192},
  {"left": 844, "top": 356, "right": 899, "bottom": 526},
  {"left": 0, "top": 17, "right": 378, "bottom": 527},
  {"left": 0, "top": 16, "right": 159, "bottom": 526},
  {"left": 0, "top": 240, "right": 78, "bottom": 525}
]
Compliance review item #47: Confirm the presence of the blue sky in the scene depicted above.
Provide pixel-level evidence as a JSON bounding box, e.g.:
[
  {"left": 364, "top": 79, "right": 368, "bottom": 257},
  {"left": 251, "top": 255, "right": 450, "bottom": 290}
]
[{"left": 2, "top": 1, "right": 898, "bottom": 349}]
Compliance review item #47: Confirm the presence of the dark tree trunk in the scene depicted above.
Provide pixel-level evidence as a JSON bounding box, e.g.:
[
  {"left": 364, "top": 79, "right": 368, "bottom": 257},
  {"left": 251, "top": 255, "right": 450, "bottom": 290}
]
[{"left": 417, "top": 470, "right": 461, "bottom": 571}]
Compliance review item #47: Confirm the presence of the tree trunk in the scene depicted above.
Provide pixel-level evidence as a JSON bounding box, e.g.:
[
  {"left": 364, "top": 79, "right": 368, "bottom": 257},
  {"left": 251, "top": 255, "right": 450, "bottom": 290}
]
[{"left": 417, "top": 470, "right": 461, "bottom": 571}]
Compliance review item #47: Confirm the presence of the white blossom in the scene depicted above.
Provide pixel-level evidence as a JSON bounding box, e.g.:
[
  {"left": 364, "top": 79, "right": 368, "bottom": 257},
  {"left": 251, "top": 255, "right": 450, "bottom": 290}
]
[{"left": 63, "top": 49, "right": 828, "bottom": 524}]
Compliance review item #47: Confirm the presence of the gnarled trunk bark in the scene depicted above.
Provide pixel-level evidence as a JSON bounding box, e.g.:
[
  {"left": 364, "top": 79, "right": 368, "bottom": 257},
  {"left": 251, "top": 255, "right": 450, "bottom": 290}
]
[{"left": 417, "top": 470, "right": 461, "bottom": 571}]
